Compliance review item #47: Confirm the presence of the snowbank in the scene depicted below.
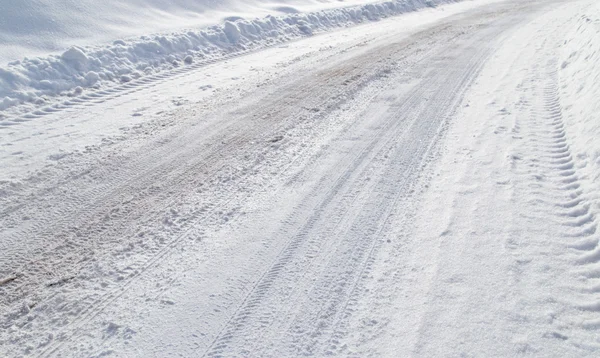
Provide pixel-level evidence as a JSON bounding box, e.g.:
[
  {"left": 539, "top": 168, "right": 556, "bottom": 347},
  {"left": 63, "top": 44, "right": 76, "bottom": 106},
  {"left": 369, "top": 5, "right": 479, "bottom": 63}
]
[
  {"left": 0, "top": 0, "right": 387, "bottom": 64},
  {"left": 0, "top": 0, "right": 458, "bottom": 118}
]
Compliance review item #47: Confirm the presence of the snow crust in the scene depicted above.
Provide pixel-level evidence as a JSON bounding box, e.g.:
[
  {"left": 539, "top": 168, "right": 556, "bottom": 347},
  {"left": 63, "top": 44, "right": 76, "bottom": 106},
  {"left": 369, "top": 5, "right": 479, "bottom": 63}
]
[{"left": 0, "top": 0, "right": 457, "bottom": 117}]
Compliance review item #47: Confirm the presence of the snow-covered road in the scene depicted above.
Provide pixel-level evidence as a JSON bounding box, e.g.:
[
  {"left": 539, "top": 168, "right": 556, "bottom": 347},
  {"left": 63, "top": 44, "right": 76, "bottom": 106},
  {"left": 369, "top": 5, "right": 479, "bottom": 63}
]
[{"left": 2, "top": 0, "right": 600, "bottom": 356}]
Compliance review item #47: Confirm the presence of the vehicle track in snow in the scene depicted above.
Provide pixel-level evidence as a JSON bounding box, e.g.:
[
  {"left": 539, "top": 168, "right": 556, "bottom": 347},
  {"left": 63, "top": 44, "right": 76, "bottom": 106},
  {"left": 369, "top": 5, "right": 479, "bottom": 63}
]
[
  {"left": 200, "top": 3, "right": 563, "bottom": 357},
  {"left": 503, "top": 18, "right": 600, "bottom": 351},
  {"left": 2, "top": 47, "right": 392, "bottom": 358},
  {"left": 539, "top": 59, "right": 600, "bottom": 348}
]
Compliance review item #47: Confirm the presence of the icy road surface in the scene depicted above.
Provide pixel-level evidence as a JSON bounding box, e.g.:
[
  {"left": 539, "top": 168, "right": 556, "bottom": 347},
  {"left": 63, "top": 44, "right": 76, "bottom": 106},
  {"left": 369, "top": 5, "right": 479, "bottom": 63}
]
[{"left": 2, "top": 0, "right": 600, "bottom": 357}]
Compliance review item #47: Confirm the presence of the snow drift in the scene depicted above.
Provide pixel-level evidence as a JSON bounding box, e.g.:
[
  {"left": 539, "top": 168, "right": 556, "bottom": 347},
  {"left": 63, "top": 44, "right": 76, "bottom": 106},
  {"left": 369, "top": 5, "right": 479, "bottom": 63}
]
[
  {"left": 0, "top": 0, "right": 459, "bottom": 119},
  {"left": 0, "top": 0, "right": 385, "bottom": 64}
]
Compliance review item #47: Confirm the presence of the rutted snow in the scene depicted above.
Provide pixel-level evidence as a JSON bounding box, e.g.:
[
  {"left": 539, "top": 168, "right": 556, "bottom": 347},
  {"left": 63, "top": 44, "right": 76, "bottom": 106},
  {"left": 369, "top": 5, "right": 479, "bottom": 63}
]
[
  {"left": 1, "top": 0, "right": 599, "bottom": 356},
  {"left": 0, "top": 0, "right": 459, "bottom": 119}
]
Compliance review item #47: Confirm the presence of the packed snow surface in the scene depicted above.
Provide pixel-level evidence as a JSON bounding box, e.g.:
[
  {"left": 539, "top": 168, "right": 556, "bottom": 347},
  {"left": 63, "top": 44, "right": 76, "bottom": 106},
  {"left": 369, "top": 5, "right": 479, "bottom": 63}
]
[{"left": 2, "top": 0, "right": 600, "bottom": 357}]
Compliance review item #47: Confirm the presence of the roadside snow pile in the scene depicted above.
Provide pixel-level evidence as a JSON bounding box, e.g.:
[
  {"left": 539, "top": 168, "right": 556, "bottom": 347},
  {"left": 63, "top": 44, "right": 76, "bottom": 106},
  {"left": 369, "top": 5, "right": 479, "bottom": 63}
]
[
  {"left": 0, "top": 0, "right": 458, "bottom": 117},
  {"left": 559, "top": 3, "right": 600, "bottom": 192},
  {"left": 0, "top": 0, "right": 386, "bottom": 64}
]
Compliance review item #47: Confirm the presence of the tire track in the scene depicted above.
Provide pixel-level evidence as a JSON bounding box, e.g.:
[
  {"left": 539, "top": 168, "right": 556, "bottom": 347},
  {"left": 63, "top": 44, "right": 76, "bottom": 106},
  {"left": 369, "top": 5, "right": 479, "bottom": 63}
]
[
  {"left": 512, "top": 43, "right": 600, "bottom": 347},
  {"left": 31, "top": 59, "right": 391, "bottom": 358},
  {"left": 199, "top": 8, "right": 529, "bottom": 357},
  {"left": 0, "top": 2, "right": 562, "bottom": 356},
  {"left": 322, "top": 31, "right": 499, "bottom": 357}
]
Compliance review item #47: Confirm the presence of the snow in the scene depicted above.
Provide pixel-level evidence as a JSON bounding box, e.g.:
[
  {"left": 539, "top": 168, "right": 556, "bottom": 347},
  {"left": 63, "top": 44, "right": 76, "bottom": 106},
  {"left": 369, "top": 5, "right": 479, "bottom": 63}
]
[
  {"left": 1, "top": 0, "right": 600, "bottom": 356},
  {"left": 0, "top": 0, "right": 487, "bottom": 183},
  {"left": 0, "top": 0, "right": 459, "bottom": 119},
  {"left": 560, "top": 3, "right": 600, "bottom": 202},
  {"left": 391, "top": 0, "right": 600, "bottom": 355}
]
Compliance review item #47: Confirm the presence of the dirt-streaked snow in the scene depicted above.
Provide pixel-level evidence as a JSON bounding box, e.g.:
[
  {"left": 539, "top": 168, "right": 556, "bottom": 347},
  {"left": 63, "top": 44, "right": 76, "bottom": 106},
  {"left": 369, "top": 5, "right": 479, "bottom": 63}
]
[{"left": 1, "top": 0, "right": 600, "bottom": 357}]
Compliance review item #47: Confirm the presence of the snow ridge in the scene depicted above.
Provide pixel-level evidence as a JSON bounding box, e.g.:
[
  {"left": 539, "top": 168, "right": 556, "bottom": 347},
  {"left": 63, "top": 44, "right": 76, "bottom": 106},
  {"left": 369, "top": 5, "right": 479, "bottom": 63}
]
[{"left": 0, "top": 0, "right": 458, "bottom": 120}]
